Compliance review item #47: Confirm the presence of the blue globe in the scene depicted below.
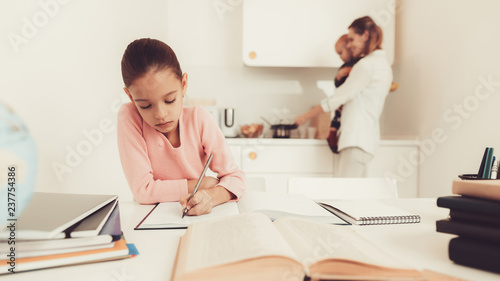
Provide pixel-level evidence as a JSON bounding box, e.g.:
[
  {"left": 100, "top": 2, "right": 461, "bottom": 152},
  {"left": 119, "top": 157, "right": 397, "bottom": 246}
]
[{"left": 0, "top": 101, "right": 37, "bottom": 226}]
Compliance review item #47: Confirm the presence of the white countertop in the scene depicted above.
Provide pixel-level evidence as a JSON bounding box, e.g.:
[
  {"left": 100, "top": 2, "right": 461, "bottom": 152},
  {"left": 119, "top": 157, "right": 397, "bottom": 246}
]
[{"left": 226, "top": 138, "right": 420, "bottom": 147}]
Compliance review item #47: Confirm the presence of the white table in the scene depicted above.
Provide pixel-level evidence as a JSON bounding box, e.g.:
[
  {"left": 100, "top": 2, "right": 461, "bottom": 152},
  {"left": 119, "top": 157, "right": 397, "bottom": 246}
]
[
  {"left": 354, "top": 199, "right": 500, "bottom": 281},
  {"left": 8, "top": 199, "right": 500, "bottom": 281}
]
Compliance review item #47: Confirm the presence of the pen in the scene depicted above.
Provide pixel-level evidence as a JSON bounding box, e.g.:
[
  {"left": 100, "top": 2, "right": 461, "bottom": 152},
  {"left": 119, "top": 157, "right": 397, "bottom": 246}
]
[
  {"left": 182, "top": 154, "right": 214, "bottom": 218},
  {"left": 491, "top": 158, "right": 498, "bottom": 179}
]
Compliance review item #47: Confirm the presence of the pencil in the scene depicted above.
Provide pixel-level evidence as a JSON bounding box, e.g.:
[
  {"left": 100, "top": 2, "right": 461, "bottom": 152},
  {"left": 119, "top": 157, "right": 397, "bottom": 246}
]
[{"left": 182, "top": 154, "right": 214, "bottom": 218}]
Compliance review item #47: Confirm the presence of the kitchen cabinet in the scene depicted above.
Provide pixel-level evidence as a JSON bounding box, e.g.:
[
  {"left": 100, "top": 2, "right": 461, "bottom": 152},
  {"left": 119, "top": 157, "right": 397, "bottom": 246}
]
[
  {"left": 227, "top": 138, "right": 419, "bottom": 197},
  {"left": 238, "top": 139, "right": 334, "bottom": 193},
  {"left": 367, "top": 140, "right": 420, "bottom": 198},
  {"left": 242, "top": 0, "right": 395, "bottom": 67}
]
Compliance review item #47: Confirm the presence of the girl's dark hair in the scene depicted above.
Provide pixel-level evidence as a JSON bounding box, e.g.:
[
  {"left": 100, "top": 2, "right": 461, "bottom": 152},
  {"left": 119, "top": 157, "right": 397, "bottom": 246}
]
[
  {"left": 121, "top": 38, "right": 182, "bottom": 88},
  {"left": 349, "top": 16, "right": 383, "bottom": 55}
]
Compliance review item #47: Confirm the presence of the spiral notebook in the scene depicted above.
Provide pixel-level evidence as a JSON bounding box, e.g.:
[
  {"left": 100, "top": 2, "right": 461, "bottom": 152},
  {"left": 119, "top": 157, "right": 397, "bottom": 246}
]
[{"left": 318, "top": 200, "right": 421, "bottom": 225}]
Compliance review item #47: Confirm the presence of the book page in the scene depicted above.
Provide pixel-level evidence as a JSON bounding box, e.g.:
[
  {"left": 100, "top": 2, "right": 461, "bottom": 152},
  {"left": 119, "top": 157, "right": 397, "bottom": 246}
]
[
  {"left": 237, "top": 191, "right": 346, "bottom": 224},
  {"left": 183, "top": 212, "right": 298, "bottom": 273},
  {"left": 273, "top": 217, "right": 412, "bottom": 269},
  {"left": 140, "top": 202, "right": 240, "bottom": 228}
]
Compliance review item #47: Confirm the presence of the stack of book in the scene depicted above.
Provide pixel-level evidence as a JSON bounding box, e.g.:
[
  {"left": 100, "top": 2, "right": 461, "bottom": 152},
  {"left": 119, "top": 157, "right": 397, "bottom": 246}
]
[
  {"left": 436, "top": 179, "right": 500, "bottom": 273},
  {"left": 0, "top": 192, "right": 138, "bottom": 274}
]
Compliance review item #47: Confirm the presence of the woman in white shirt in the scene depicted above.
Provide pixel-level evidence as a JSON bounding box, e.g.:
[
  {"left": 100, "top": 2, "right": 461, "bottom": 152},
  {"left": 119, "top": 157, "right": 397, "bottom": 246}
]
[{"left": 295, "top": 16, "right": 393, "bottom": 177}]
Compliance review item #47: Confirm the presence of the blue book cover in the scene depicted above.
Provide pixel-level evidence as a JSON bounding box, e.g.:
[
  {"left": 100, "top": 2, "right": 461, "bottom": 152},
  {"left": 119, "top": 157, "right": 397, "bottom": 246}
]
[
  {"left": 449, "top": 237, "right": 500, "bottom": 273},
  {"left": 437, "top": 196, "right": 500, "bottom": 215},
  {"left": 437, "top": 218, "right": 500, "bottom": 244}
]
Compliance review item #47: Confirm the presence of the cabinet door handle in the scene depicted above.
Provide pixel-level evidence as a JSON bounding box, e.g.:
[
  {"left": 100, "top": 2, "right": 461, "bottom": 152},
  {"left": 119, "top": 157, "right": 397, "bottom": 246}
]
[{"left": 248, "top": 151, "right": 257, "bottom": 160}]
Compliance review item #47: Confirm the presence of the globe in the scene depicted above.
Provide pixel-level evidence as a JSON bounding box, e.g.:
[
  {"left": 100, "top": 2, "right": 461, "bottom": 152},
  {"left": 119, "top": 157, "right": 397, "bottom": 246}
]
[{"left": 0, "top": 101, "right": 37, "bottom": 227}]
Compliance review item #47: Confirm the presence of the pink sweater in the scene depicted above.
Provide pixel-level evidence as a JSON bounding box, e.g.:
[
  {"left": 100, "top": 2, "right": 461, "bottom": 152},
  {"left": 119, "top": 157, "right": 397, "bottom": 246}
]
[{"left": 117, "top": 103, "right": 245, "bottom": 204}]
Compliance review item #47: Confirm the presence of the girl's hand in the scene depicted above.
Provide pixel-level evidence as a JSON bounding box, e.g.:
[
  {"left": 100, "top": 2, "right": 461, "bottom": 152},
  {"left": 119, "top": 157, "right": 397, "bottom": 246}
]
[
  {"left": 179, "top": 189, "right": 216, "bottom": 216},
  {"left": 187, "top": 176, "right": 219, "bottom": 193},
  {"left": 179, "top": 185, "right": 235, "bottom": 216}
]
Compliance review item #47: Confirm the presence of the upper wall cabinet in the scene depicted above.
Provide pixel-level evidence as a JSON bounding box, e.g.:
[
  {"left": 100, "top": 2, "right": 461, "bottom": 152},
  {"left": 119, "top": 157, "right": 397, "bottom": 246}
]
[{"left": 242, "top": 0, "right": 395, "bottom": 67}]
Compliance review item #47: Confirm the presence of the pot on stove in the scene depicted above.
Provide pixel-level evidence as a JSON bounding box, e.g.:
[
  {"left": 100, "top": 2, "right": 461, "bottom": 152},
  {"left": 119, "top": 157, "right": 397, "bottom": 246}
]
[{"left": 270, "top": 123, "right": 298, "bottom": 138}]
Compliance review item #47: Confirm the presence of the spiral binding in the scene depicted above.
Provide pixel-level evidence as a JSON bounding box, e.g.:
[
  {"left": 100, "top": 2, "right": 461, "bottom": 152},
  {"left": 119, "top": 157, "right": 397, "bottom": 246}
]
[{"left": 358, "top": 215, "right": 421, "bottom": 225}]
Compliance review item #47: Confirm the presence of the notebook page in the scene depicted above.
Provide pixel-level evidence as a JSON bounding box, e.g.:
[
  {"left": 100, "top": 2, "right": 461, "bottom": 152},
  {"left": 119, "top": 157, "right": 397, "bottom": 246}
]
[
  {"left": 319, "top": 200, "right": 418, "bottom": 220},
  {"left": 140, "top": 201, "right": 240, "bottom": 228},
  {"left": 237, "top": 191, "right": 346, "bottom": 224}
]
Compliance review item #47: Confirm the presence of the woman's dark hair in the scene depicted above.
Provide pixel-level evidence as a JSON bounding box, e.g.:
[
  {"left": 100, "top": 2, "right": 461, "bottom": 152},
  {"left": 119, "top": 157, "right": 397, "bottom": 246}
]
[
  {"left": 121, "top": 38, "right": 182, "bottom": 88},
  {"left": 349, "top": 16, "right": 383, "bottom": 55}
]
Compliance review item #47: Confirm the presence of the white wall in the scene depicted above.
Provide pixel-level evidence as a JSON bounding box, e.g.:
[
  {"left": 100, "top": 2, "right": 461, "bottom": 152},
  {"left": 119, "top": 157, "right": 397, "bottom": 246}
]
[
  {"left": 0, "top": 0, "right": 174, "bottom": 200},
  {"left": 2, "top": 0, "right": 498, "bottom": 199},
  {"left": 0, "top": 0, "right": 334, "bottom": 200},
  {"left": 394, "top": 0, "right": 500, "bottom": 197}
]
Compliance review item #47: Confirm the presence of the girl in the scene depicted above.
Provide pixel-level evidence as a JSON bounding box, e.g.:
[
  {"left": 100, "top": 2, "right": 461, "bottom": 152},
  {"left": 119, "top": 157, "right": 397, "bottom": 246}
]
[
  {"left": 295, "top": 16, "right": 393, "bottom": 177},
  {"left": 117, "top": 38, "right": 245, "bottom": 216}
]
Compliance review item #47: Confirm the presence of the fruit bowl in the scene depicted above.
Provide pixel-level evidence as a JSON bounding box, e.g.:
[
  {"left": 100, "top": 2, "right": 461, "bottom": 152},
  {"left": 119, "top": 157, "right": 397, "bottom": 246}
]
[{"left": 240, "top": 123, "right": 264, "bottom": 138}]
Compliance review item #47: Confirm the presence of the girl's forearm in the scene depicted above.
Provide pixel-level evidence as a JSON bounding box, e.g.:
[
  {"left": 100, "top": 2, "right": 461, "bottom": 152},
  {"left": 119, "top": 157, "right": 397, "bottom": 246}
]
[{"left": 206, "top": 185, "right": 235, "bottom": 206}]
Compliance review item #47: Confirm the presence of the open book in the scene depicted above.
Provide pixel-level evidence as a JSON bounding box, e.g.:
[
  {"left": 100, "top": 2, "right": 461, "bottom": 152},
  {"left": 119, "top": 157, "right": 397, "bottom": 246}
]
[
  {"left": 136, "top": 191, "right": 346, "bottom": 229},
  {"left": 170, "top": 212, "right": 423, "bottom": 281}
]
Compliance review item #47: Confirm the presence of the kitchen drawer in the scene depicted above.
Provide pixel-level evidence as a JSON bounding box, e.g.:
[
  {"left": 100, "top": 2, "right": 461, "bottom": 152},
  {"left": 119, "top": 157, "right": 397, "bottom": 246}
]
[
  {"left": 368, "top": 143, "right": 419, "bottom": 197},
  {"left": 240, "top": 144, "right": 334, "bottom": 174},
  {"left": 227, "top": 138, "right": 419, "bottom": 198},
  {"left": 245, "top": 173, "right": 334, "bottom": 194}
]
